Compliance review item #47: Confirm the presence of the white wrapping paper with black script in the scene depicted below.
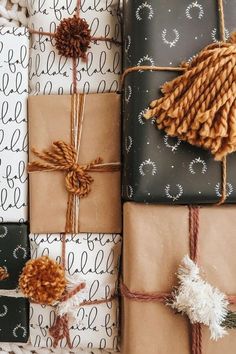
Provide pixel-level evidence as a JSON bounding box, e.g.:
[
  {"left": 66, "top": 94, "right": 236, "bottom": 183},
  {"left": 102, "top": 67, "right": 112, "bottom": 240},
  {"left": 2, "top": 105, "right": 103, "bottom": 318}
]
[
  {"left": 0, "top": 27, "right": 28, "bottom": 222},
  {"left": 29, "top": 233, "right": 121, "bottom": 351},
  {"left": 27, "top": 0, "right": 121, "bottom": 95}
]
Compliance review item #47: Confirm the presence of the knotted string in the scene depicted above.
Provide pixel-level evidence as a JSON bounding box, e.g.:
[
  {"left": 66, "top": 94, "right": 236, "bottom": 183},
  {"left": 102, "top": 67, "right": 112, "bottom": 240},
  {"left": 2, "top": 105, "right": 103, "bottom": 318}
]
[
  {"left": 29, "top": 0, "right": 121, "bottom": 94},
  {"left": 121, "top": 0, "right": 229, "bottom": 205},
  {"left": 120, "top": 206, "right": 236, "bottom": 354},
  {"left": 48, "top": 233, "right": 116, "bottom": 348},
  {"left": 28, "top": 94, "right": 120, "bottom": 233}
]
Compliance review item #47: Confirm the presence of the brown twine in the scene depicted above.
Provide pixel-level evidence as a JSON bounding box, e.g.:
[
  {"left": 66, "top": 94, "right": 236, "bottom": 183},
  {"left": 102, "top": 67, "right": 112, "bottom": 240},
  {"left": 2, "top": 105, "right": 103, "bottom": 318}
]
[
  {"left": 49, "top": 234, "right": 117, "bottom": 348},
  {"left": 28, "top": 0, "right": 121, "bottom": 94},
  {"left": 121, "top": 0, "right": 231, "bottom": 205},
  {"left": 121, "top": 206, "right": 236, "bottom": 354},
  {"left": 28, "top": 94, "right": 120, "bottom": 234}
]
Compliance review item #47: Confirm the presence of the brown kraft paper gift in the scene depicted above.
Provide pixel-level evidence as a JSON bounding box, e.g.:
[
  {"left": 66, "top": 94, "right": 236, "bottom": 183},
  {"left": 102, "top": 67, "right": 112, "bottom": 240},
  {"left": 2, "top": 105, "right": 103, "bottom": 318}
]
[
  {"left": 28, "top": 93, "right": 121, "bottom": 234},
  {"left": 122, "top": 202, "right": 236, "bottom": 354}
]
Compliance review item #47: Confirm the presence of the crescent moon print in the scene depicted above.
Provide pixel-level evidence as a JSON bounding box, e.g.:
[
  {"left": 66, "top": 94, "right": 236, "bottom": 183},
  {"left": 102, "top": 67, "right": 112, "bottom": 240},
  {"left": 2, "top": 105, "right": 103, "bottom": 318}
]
[
  {"left": 125, "top": 35, "right": 131, "bottom": 53},
  {"left": 0, "top": 305, "right": 8, "bottom": 317},
  {"left": 126, "top": 185, "right": 134, "bottom": 199},
  {"left": 165, "top": 184, "right": 184, "bottom": 201},
  {"left": 163, "top": 135, "right": 181, "bottom": 152},
  {"left": 139, "top": 159, "right": 157, "bottom": 176},
  {"left": 189, "top": 157, "right": 207, "bottom": 174},
  {"left": 138, "top": 109, "right": 148, "bottom": 125},
  {"left": 13, "top": 245, "right": 27, "bottom": 259},
  {"left": 137, "top": 55, "right": 155, "bottom": 67},
  {"left": 13, "top": 324, "right": 27, "bottom": 338},
  {"left": 125, "top": 136, "right": 133, "bottom": 153},
  {"left": 185, "top": 2, "right": 204, "bottom": 20},
  {"left": 162, "top": 29, "right": 180, "bottom": 48},
  {"left": 0, "top": 226, "right": 7, "bottom": 238},
  {"left": 211, "top": 28, "right": 230, "bottom": 42},
  {"left": 125, "top": 85, "right": 132, "bottom": 103},
  {"left": 136, "top": 2, "right": 154, "bottom": 21},
  {"left": 215, "top": 183, "right": 233, "bottom": 198}
]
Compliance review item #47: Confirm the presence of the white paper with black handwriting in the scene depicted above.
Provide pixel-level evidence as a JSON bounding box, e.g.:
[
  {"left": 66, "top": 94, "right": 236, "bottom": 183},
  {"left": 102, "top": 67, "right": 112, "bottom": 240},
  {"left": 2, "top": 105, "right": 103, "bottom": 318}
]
[
  {"left": 29, "top": 233, "right": 121, "bottom": 351},
  {"left": 0, "top": 27, "right": 29, "bottom": 222},
  {"left": 27, "top": 0, "right": 122, "bottom": 95}
]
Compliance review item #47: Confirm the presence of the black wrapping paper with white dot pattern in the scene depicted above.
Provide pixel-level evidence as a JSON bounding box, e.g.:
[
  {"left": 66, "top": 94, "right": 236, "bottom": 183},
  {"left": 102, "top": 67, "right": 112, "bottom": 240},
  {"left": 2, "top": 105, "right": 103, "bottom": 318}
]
[
  {"left": 0, "top": 296, "right": 29, "bottom": 342},
  {"left": 122, "top": 0, "right": 236, "bottom": 204},
  {"left": 0, "top": 223, "right": 30, "bottom": 289}
]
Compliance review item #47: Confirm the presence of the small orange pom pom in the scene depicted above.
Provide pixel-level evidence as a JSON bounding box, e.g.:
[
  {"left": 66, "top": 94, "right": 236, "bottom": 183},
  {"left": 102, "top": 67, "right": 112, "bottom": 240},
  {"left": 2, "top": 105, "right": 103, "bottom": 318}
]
[{"left": 19, "top": 256, "right": 66, "bottom": 305}]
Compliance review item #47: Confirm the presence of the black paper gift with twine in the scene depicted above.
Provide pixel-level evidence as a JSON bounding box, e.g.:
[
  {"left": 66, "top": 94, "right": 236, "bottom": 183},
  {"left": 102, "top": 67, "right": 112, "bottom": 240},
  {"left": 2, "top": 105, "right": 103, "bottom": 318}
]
[{"left": 122, "top": 0, "right": 236, "bottom": 204}]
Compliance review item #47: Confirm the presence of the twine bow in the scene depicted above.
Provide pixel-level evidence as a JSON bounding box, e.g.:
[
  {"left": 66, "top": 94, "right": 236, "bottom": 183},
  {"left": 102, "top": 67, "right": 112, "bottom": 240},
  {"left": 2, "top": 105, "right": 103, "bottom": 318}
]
[
  {"left": 28, "top": 140, "right": 105, "bottom": 198},
  {"left": 49, "top": 282, "right": 86, "bottom": 349}
]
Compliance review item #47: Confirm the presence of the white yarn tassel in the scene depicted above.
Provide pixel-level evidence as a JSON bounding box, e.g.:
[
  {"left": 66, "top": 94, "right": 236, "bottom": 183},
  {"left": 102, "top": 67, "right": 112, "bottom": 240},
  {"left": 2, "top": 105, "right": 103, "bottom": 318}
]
[
  {"left": 170, "top": 255, "right": 229, "bottom": 340},
  {"left": 57, "top": 274, "right": 86, "bottom": 322}
]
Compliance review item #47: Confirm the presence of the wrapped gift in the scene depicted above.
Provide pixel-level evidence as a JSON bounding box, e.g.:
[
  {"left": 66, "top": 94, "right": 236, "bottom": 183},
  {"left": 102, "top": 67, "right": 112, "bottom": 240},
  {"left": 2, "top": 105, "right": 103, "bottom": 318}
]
[
  {"left": 27, "top": 0, "right": 121, "bottom": 95},
  {"left": 0, "top": 223, "right": 30, "bottom": 290},
  {"left": 122, "top": 0, "right": 236, "bottom": 203},
  {"left": 122, "top": 202, "right": 236, "bottom": 354},
  {"left": 28, "top": 93, "right": 121, "bottom": 234},
  {"left": 0, "top": 296, "right": 29, "bottom": 343},
  {"left": 29, "top": 233, "right": 121, "bottom": 351},
  {"left": 0, "top": 27, "right": 29, "bottom": 221}
]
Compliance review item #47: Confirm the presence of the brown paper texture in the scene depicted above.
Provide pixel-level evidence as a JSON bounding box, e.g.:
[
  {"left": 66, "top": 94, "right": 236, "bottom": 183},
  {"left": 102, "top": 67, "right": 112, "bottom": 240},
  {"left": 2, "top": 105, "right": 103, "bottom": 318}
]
[
  {"left": 122, "top": 203, "right": 236, "bottom": 354},
  {"left": 28, "top": 93, "right": 121, "bottom": 234}
]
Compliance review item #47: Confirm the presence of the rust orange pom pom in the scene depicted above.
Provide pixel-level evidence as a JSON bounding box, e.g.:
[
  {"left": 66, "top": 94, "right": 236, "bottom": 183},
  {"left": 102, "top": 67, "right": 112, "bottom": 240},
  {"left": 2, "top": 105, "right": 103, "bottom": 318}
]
[
  {"left": 19, "top": 256, "right": 66, "bottom": 305},
  {"left": 54, "top": 15, "right": 91, "bottom": 59},
  {"left": 0, "top": 267, "right": 8, "bottom": 281},
  {"left": 144, "top": 32, "right": 236, "bottom": 161}
]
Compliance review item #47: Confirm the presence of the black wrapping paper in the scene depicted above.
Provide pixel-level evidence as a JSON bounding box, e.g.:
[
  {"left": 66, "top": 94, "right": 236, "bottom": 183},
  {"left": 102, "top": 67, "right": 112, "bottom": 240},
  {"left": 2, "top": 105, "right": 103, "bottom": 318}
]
[
  {"left": 122, "top": 0, "right": 236, "bottom": 203},
  {"left": 0, "top": 224, "right": 30, "bottom": 289},
  {"left": 0, "top": 296, "right": 29, "bottom": 342}
]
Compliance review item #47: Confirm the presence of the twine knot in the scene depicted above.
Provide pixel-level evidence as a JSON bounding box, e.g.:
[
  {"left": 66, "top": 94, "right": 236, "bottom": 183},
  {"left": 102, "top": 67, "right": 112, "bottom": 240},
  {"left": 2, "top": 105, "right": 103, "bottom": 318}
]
[
  {"left": 49, "top": 282, "right": 86, "bottom": 349},
  {"left": 28, "top": 141, "right": 103, "bottom": 198},
  {"left": 54, "top": 15, "right": 91, "bottom": 59},
  {"left": 49, "top": 314, "right": 72, "bottom": 348},
  {"left": 144, "top": 32, "right": 236, "bottom": 161},
  {"left": 0, "top": 267, "right": 8, "bottom": 281}
]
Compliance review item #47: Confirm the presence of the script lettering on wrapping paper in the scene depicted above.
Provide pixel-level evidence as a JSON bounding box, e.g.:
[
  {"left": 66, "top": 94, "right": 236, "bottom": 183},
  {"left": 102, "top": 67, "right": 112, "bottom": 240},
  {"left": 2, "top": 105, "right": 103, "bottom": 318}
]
[
  {"left": 0, "top": 72, "right": 28, "bottom": 96},
  {"left": 0, "top": 27, "right": 29, "bottom": 38},
  {"left": 50, "top": 0, "right": 76, "bottom": 21},
  {"left": 80, "top": 0, "right": 115, "bottom": 14},
  {"left": 2, "top": 160, "right": 27, "bottom": 189},
  {"left": 66, "top": 249, "right": 115, "bottom": 276},
  {"left": 0, "top": 129, "right": 28, "bottom": 153},
  {"left": 0, "top": 187, "right": 27, "bottom": 212},
  {"left": 75, "top": 306, "right": 99, "bottom": 332},
  {"left": 28, "top": 51, "right": 70, "bottom": 80},
  {"left": 6, "top": 45, "right": 29, "bottom": 74},
  {"left": 0, "top": 101, "right": 26, "bottom": 125},
  {"left": 27, "top": 0, "right": 49, "bottom": 16},
  {"left": 83, "top": 233, "right": 121, "bottom": 251}
]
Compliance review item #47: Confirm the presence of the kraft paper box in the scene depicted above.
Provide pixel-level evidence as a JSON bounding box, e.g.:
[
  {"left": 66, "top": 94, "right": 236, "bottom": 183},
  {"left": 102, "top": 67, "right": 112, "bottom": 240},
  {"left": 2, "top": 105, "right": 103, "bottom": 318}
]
[
  {"left": 0, "top": 223, "right": 30, "bottom": 290},
  {"left": 28, "top": 93, "right": 121, "bottom": 234},
  {"left": 0, "top": 27, "right": 29, "bottom": 222},
  {"left": 122, "top": 203, "right": 236, "bottom": 354},
  {"left": 27, "top": 0, "right": 121, "bottom": 95},
  {"left": 29, "top": 233, "right": 121, "bottom": 351},
  {"left": 122, "top": 0, "right": 236, "bottom": 204}
]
